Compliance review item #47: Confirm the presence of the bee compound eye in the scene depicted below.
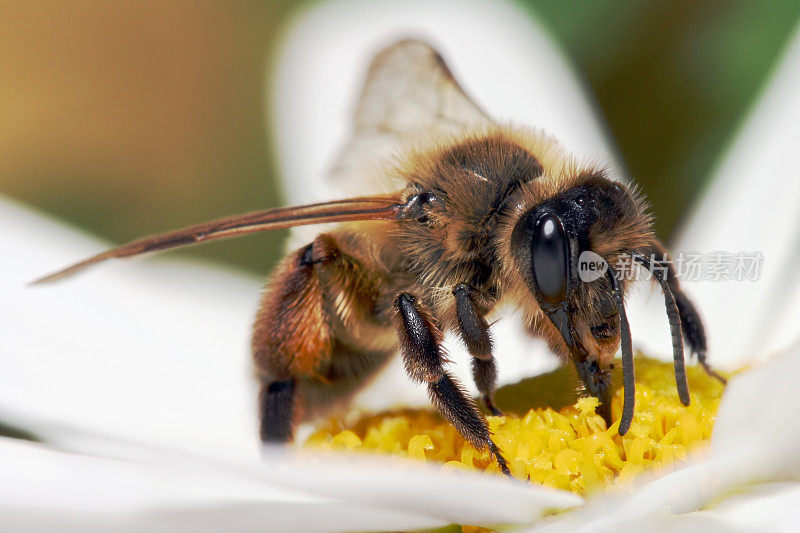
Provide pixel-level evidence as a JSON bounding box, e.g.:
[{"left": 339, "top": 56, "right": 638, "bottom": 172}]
[{"left": 531, "top": 213, "right": 569, "bottom": 304}]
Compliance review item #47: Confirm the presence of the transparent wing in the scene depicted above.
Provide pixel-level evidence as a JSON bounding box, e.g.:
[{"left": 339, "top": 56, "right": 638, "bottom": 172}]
[
  {"left": 354, "top": 38, "right": 489, "bottom": 134},
  {"left": 330, "top": 39, "right": 492, "bottom": 193}
]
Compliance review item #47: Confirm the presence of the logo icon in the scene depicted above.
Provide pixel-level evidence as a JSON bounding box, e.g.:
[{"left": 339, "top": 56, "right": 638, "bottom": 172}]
[{"left": 578, "top": 251, "right": 608, "bottom": 282}]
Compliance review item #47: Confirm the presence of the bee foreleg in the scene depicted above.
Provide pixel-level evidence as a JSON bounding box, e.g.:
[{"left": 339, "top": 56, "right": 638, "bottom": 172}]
[
  {"left": 394, "top": 293, "right": 511, "bottom": 476},
  {"left": 453, "top": 284, "right": 501, "bottom": 416}
]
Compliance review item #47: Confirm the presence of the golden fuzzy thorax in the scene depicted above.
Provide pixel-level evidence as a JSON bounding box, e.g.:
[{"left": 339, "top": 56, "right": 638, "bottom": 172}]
[{"left": 385, "top": 124, "right": 654, "bottom": 360}]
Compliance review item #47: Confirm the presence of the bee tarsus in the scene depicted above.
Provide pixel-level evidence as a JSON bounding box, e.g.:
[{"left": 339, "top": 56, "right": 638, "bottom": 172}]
[{"left": 259, "top": 380, "right": 296, "bottom": 443}]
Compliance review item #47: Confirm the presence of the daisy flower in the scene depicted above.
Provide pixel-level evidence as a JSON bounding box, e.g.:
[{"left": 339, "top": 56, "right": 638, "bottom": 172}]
[{"left": 1, "top": 0, "right": 799, "bottom": 531}]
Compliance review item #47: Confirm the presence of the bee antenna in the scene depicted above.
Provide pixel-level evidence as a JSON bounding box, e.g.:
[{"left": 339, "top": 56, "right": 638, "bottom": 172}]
[
  {"left": 605, "top": 268, "right": 635, "bottom": 435},
  {"left": 631, "top": 252, "right": 690, "bottom": 406}
]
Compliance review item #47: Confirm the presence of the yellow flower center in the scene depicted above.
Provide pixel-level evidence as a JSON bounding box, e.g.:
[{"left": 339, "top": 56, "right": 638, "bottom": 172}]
[{"left": 305, "top": 356, "right": 726, "bottom": 494}]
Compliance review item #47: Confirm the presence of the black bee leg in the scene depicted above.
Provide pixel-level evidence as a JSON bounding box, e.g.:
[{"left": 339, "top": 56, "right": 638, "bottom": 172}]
[
  {"left": 650, "top": 242, "right": 727, "bottom": 385},
  {"left": 673, "top": 289, "right": 726, "bottom": 384},
  {"left": 258, "top": 379, "right": 296, "bottom": 443},
  {"left": 394, "top": 293, "right": 511, "bottom": 476},
  {"left": 453, "top": 284, "right": 502, "bottom": 416}
]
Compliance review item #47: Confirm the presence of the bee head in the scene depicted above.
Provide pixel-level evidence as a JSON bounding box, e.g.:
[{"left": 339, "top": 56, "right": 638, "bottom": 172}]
[{"left": 508, "top": 174, "right": 654, "bottom": 416}]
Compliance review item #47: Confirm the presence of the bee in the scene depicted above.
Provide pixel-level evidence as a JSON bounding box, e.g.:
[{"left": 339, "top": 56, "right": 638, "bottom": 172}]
[{"left": 34, "top": 39, "right": 723, "bottom": 475}]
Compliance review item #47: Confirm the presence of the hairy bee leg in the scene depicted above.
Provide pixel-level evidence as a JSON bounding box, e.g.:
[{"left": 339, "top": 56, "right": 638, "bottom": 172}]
[
  {"left": 252, "top": 240, "right": 332, "bottom": 443},
  {"left": 394, "top": 293, "right": 511, "bottom": 476},
  {"left": 259, "top": 380, "right": 296, "bottom": 442},
  {"left": 253, "top": 233, "right": 391, "bottom": 443},
  {"left": 453, "top": 284, "right": 502, "bottom": 416},
  {"left": 651, "top": 242, "right": 726, "bottom": 384},
  {"left": 673, "top": 288, "right": 726, "bottom": 384}
]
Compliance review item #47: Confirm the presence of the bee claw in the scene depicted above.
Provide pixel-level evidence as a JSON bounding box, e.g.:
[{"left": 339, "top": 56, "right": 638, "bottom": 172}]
[
  {"left": 483, "top": 395, "right": 503, "bottom": 417},
  {"left": 699, "top": 358, "right": 727, "bottom": 385},
  {"left": 489, "top": 441, "right": 512, "bottom": 477}
]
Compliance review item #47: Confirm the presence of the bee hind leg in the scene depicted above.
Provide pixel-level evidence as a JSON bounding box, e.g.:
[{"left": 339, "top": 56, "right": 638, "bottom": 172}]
[
  {"left": 253, "top": 232, "right": 395, "bottom": 444},
  {"left": 394, "top": 292, "right": 511, "bottom": 476},
  {"left": 259, "top": 379, "right": 296, "bottom": 442}
]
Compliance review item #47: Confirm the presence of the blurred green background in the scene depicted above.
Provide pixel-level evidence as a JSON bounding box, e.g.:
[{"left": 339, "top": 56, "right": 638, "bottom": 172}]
[{"left": 1, "top": 1, "right": 798, "bottom": 274}]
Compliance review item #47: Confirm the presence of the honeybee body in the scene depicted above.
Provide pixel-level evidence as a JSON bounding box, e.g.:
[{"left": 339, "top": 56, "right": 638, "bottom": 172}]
[
  {"left": 38, "top": 40, "right": 722, "bottom": 475},
  {"left": 252, "top": 126, "right": 650, "bottom": 469}
]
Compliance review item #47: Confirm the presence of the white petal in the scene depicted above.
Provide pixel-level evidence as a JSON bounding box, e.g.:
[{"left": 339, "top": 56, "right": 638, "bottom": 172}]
[
  {"left": 527, "top": 483, "right": 800, "bottom": 533},
  {"left": 628, "top": 25, "right": 800, "bottom": 368},
  {"left": 699, "top": 482, "right": 800, "bottom": 532},
  {"left": 0, "top": 437, "right": 444, "bottom": 533},
  {"left": 261, "top": 448, "right": 583, "bottom": 526},
  {"left": 526, "top": 508, "right": 736, "bottom": 533},
  {"left": 13, "top": 416, "right": 581, "bottom": 529},
  {"left": 0, "top": 196, "right": 261, "bottom": 460},
  {"left": 710, "top": 336, "right": 800, "bottom": 475}
]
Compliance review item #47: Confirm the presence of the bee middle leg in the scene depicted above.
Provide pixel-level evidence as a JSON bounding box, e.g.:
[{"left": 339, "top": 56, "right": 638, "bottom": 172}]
[
  {"left": 394, "top": 292, "right": 510, "bottom": 476},
  {"left": 453, "top": 283, "right": 502, "bottom": 416}
]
